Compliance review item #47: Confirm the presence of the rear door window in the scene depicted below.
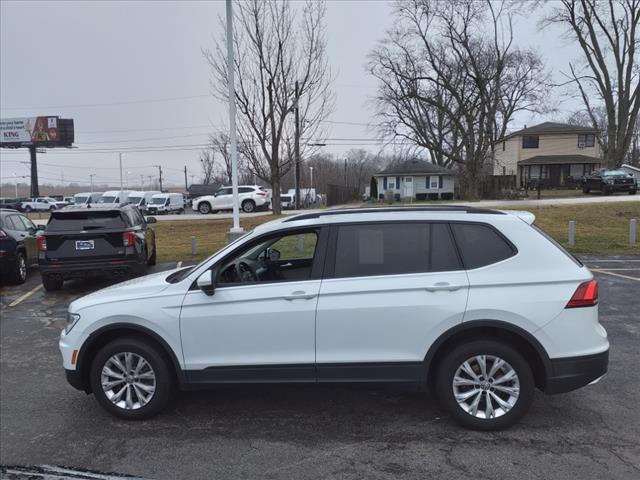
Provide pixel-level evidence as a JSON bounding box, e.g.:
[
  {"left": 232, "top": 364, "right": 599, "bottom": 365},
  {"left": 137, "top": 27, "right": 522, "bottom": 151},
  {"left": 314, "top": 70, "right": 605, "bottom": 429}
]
[
  {"left": 450, "top": 223, "right": 515, "bottom": 269},
  {"left": 46, "top": 211, "right": 126, "bottom": 231},
  {"left": 333, "top": 222, "right": 461, "bottom": 278}
]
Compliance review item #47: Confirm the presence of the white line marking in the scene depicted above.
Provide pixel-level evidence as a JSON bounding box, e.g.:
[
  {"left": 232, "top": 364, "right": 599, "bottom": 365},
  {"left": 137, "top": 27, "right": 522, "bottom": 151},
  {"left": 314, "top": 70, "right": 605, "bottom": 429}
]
[
  {"left": 176, "top": 260, "right": 183, "bottom": 268},
  {"left": 590, "top": 268, "right": 640, "bottom": 271},
  {"left": 8, "top": 284, "right": 43, "bottom": 307},
  {"left": 585, "top": 259, "right": 640, "bottom": 263},
  {"left": 591, "top": 269, "right": 640, "bottom": 282}
]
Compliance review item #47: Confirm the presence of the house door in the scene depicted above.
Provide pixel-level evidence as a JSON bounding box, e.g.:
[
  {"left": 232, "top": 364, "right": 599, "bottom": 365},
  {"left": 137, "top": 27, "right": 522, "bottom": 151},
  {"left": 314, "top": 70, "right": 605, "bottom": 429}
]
[
  {"left": 548, "top": 165, "right": 562, "bottom": 187},
  {"left": 403, "top": 177, "right": 413, "bottom": 198}
]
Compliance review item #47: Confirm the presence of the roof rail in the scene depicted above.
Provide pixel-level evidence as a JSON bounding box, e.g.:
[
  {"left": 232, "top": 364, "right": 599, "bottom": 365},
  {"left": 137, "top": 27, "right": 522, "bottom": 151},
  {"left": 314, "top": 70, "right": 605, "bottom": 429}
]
[{"left": 282, "top": 205, "right": 504, "bottom": 222}]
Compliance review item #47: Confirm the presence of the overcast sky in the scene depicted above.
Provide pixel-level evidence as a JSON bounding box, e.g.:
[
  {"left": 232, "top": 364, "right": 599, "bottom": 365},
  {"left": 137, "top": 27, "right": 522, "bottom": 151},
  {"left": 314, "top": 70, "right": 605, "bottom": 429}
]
[{"left": 0, "top": 0, "right": 584, "bottom": 189}]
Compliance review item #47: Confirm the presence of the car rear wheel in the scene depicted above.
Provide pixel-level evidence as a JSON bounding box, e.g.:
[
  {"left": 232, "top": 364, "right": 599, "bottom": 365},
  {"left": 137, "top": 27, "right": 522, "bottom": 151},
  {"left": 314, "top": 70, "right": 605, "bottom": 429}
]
[
  {"left": 9, "top": 251, "right": 28, "bottom": 284},
  {"left": 49, "top": 206, "right": 56, "bottom": 211},
  {"left": 24, "top": 206, "right": 32, "bottom": 213},
  {"left": 242, "top": 199, "right": 256, "bottom": 213},
  {"left": 42, "top": 274, "right": 63, "bottom": 291},
  {"left": 630, "top": 190, "right": 637, "bottom": 195},
  {"left": 601, "top": 185, "right": 610, "bottom": 195},
  {"left": 90, "top": 337, "right": 172, "bottom": 420},
  {"left": 198, "top": 202, "right": 211, "bottom": 214},
  {"left": 435, "top": 339, "right": 534, "bottom": 431},
  {"left": 582, "top": 186, "right": 590, "bottom": 194},
  {"left": 147, "top": 243, "right": 157, "bottom": 265}
]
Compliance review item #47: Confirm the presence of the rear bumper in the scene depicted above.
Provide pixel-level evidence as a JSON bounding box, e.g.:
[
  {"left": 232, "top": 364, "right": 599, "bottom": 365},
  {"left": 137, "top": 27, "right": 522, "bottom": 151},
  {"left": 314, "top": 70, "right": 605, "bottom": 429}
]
[
  {"left": 543, "top": 350, "right": 609, "bottom": 394},
  {"left": 40, "top": 258, "right": 142, "bottom": 279}
]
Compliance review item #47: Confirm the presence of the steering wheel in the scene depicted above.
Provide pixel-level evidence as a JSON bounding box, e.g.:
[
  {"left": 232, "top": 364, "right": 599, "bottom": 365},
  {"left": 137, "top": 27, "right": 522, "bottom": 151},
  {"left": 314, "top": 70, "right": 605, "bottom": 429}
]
[{"left": 238, "top": 261, "right": 258, "bottom": 282}]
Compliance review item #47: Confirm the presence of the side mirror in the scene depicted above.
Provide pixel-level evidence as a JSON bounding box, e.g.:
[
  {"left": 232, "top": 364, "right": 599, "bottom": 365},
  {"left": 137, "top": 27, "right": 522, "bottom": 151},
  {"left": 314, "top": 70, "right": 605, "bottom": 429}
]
[
  {"left": 36, "top": 224, "right": 46, "bottom": 231},
  {"left": 146, "top": 216, "right": 157, "bottom": 224},
  {"left": 197, "top": 269, "right": 216, "bottom": 296}
]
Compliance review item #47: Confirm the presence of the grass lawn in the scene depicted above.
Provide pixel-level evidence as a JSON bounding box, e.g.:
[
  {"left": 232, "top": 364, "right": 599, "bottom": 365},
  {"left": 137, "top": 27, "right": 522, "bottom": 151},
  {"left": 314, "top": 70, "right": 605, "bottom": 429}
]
[{"left": 153, "top": 202, "right": 639, "bottom": 262}]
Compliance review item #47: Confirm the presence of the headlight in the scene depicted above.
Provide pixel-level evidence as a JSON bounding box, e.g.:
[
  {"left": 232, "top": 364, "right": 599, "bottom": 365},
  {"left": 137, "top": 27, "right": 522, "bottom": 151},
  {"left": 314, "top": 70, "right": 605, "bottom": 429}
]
[
  {"left": 65, "top": 312, "right": 81, "bottom": 334},
  {"left": 605, "top": 178, "right": 614, "bottom": 184}
]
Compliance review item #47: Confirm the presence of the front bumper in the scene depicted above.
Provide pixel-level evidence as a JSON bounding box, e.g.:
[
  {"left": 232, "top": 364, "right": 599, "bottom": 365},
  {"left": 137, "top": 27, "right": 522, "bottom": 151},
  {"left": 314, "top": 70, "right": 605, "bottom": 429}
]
[
  {"left": 606, "top": 183, "right": 636, "bottom": 192},
  {"left": 543, "top": 350, "right": 609, "bottom": 394},
  {"left": 65, "top": 369, "right": 87, "bottom": 392}
]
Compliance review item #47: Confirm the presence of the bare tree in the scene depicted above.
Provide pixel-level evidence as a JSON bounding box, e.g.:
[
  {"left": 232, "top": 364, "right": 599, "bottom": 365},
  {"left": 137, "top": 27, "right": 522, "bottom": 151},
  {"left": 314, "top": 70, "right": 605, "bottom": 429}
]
[
  {"left": 199, "top": 149, "right": 216, "bottom": 185},
  {"left": 369, "top": 0, "right": 550, "bottom": 197},
  {"left": 544, "top": 0, "right": 640, "bottom": 167},
  {"left": 209, "top": 131, "right": 233, "bottom": 184},
  {"left": 204, "top": 0, "right": 333, "bottom": 214}
]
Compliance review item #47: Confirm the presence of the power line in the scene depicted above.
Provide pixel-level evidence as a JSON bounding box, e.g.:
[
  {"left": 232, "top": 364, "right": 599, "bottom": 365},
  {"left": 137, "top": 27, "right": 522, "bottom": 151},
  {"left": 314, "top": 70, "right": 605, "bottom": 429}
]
[{"left": 0, "top": 94, "right": 212, "bottom": 110}]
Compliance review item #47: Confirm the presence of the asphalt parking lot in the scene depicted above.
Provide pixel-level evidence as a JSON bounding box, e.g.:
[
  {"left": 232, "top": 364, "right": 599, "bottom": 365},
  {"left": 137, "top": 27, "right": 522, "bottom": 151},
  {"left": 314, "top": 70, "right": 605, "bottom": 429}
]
[{"left": 1, "top": 257, "right": 639, "bottom": 479}]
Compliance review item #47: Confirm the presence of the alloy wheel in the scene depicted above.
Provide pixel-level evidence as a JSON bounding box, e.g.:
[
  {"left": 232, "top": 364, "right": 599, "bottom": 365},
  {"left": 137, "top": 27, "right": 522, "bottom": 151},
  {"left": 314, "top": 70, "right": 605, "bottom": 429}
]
[
  {"left": 101, "top": 352, "right": 156, "bottom": 410},
  {"left": 452, "top": 355, "right": 520, "bottom": 419},
  {"left": 18, "top": 254, "right": 27, "bottom": 281}
]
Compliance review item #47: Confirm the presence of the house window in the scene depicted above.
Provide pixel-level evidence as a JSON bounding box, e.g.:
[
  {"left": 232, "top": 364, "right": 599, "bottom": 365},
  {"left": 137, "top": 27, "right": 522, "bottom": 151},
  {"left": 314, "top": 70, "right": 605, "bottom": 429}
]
[
  {"left": 425, "top": 176, "right": 430, "bottom": 189},
  {"left": 577, "top": 134, "right": 595, "bottom": 148},
  {"left": 388, "top": 180, "right": 395, "bottom": 190},
  {"left": 522, "top": 135, "right": 539, "bottom": 149},
  {"left": 430, "top": 178, "right": 438, "bottom": 188}
]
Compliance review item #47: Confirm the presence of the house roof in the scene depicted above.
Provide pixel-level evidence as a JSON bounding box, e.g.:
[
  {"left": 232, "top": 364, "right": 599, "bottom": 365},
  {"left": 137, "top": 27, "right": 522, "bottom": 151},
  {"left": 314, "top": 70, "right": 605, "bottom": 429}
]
[
  {"left": 376, "top": 159, "right": 455, "bottom": 176},
  {"left": 621, "top": 163, "right": 640, "bottom": 173},
  {"left": 517, "top": 154, "right": 601, "bottom": 166},
  {"left": 501, "top": 122, "right": 598, "bottom": 142}
]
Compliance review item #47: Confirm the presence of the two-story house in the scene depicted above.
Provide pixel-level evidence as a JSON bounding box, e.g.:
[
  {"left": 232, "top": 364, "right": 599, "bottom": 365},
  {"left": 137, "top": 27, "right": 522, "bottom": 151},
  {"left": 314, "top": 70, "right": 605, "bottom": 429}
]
[{"left": 492, "top": 122, "right": 602, "bottom": 187}]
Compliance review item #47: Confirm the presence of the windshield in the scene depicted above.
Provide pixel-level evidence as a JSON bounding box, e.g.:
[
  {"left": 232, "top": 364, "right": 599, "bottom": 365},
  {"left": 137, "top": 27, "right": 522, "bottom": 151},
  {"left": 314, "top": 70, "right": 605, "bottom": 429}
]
[
  {"left": 603, "top": 170, "right": 628, "bottom": 176},
  {"left": 127, "top": 196, "right": 142, "bottom": 204},
  {"left": 150, "top": 197, "right": 167, "bottom": 205},
  {"left": 97, "top": 196, "right": 117, "bottom": 203},
  {"left": 74, "top": 196, "right": 89, "bottom": 204}
]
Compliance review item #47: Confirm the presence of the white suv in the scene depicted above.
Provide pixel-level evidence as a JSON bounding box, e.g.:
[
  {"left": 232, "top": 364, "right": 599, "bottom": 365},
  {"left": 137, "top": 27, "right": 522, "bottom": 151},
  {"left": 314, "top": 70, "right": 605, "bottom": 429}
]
[
  {"left": 192, "top": 185, "right": 270, "bottom": 214},
  {"left": 59, "top": 207, "right": 608, "bottom": 429}
]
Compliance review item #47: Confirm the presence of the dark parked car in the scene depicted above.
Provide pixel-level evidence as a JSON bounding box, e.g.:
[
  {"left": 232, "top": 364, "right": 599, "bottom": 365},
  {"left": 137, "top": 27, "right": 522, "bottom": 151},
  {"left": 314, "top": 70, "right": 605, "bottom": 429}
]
[
  {"left": 582, "top": 168, "right": 637, "bottom": 195},
  {"left": 0, "top": 208, "right": 45, "bottom": 284},
  {"left": 0, "top": 197, "right": 26, "bottom": 211},
  {"left": 38, "top": 205, "right": 157, "bottom": 291}
]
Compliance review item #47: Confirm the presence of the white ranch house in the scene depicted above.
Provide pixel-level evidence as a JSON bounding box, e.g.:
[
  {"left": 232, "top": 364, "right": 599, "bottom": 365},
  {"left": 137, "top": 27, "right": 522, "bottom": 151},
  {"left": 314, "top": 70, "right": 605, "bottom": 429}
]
[{"left": 374, "top": 160, "right": 456, "bottom": 200}]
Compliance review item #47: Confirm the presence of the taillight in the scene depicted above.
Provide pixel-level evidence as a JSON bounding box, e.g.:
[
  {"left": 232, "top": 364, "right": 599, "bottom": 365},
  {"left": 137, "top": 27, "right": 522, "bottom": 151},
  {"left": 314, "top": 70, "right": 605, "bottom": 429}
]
[
  {"left": 257, "top": 191, "right": 267, "bottom": 197},
  {"left": 38, "top": 235, "right": 47, "bottom": 251},
  {"left": 566, "top": 280, "right": 598, "bottom": 308},
  {"left": 122, "top": 231, "right": 136, "bottom": 247},
  {"left": 0, "top": 229, "right": 7, "bottom": 238}
]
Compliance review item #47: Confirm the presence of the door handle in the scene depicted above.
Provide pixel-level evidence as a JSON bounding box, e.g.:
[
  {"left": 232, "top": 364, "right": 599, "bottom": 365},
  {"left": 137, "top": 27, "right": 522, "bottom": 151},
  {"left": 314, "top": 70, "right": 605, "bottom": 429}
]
[
  {"left": 425, "top": 282, "right": 461, "bottom": 292},
  {"left": 283, "top": 291, "right": 316, "bottom": 301},
  {"left": 280, "top": 262, "right": 293, "bottom": 268}
]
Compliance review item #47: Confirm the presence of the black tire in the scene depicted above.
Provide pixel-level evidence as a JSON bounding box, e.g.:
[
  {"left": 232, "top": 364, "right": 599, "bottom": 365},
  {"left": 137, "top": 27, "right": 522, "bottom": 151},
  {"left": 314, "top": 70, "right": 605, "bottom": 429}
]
[
  {"left": 42, "top": 274, "right": 63, "bottom": 291},
  {"left": 178, "top": 208, "right": 185, "bottom": 214},
  {"left": 629, "top": 190, "right": 637, "bottom": 195},
  {"left": 147, "top": 243, "right": 157, "bottom": 265},
  {"left": 242, "top": 199, "right": 256, "bottom": 213},
  {"left": 582, "top": 186, "right": 590, "bottom": 194},
  {"left": 601, "top": 185, "right": 610, "bottom": 196},
  {"left": 9, "top": 251, "right": 28, "bottom": 285},
  {"left": 198, "top": 202, "right": 211, "bottom": 214},
  {"left": 24, "top": 206, "right": 32, "bottom": 213},
  {"left": 49, "top": 205, "right": 56, "bottom": 211},
  {"left": 435, "top": 339, "right": 534, "bottom": 431},
  {"left": 89, "top": 337, "right": 173, "bottom": 420}
]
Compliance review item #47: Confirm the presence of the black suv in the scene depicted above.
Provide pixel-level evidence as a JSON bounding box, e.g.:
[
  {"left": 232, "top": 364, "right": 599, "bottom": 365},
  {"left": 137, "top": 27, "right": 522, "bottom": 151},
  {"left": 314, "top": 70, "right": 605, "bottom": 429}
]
[
  {"left": 0, "top": 209, "right": 45, "bottom": 284},
  {"left": 38, "top": 205, "right": 158, "bottom": 291},
  {"left": 582, "top": 168, "right": 637, "bottom": 195}
]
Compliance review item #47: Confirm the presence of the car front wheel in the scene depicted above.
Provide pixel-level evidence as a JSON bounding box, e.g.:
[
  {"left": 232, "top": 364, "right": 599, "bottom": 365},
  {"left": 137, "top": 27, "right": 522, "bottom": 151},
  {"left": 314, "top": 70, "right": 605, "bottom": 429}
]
[
  {"left": 198, "top": 202, "right": 211, "bottom": 214},
  {"left": 90, "top": 337, "right": 172, "bottom": 420},
  {"left": 435, "top": 339, "right": 534, "bottom": 431}
]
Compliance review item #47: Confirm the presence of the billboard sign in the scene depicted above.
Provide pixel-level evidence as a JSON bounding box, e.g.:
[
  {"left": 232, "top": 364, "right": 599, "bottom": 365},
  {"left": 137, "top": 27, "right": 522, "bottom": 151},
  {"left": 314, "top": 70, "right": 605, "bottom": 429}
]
[{"left": 0, "top": 116, "right": 74, "bottom": 148}]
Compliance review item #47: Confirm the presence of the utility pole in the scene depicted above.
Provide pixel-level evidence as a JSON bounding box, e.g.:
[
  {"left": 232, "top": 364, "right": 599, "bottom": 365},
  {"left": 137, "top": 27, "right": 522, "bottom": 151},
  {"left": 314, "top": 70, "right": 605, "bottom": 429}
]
[
  {"left": 226, "top": 0, "right": 242, "bottom": 237},
  {"left": 154, "top": 165, "right": 163, "bottom": 192},
  {"left": 294, "top": 80, "right": 301, "bottom": 210},
  {"left": 184, "top": 165, "right": 189, "bottom": 191},
  {"left": 29, "top": 145, "right": 39, "bottom": 197},
  {"left": 140, "top": 174, "right": 145, "bottom": 190},
  {"left": 119, "top": 153, "right": 124, "bottom": 192},
  {"left": 89, "top": 174, "right": 96, "bottom": 193}
]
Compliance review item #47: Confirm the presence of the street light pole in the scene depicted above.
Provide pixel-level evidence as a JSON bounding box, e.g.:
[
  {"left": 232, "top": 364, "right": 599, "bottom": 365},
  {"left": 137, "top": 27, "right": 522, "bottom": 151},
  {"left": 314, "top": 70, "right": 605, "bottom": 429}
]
[
  {"left": 119, "top": 153, "right": 123, "bottom": 192},
  {"left": 89, "top": 174, "right": 95, "bottom": 193},
  {"left": 294, "top": 80, "right": 301, "bottom": 210},
  {"left": 226, "top": 0, "right": 242, "bottom": 237}
]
